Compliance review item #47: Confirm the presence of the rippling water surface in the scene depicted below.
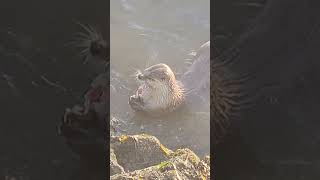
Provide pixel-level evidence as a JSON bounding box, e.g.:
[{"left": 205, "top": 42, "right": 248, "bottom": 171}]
[{"left": 111, "top": 0, "right": 210, "bottom": 156}]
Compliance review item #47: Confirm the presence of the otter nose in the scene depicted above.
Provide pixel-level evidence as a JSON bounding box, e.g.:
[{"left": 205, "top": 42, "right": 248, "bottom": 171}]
[{"left": 138, "top": 74, "right": 144, "bottom": 80}]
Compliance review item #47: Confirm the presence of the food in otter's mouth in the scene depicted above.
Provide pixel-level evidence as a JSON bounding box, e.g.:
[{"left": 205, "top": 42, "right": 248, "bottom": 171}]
[{"left": 129, "top": 63, "right": 185, "bottom": 115}]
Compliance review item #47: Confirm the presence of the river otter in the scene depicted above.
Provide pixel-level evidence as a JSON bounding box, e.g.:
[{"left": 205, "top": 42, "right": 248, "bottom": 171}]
[
  {"left": 128, "top": 41, "right": 256, "bottom": 144},
  {"left": 129, "top": 63, "right": 185, "bottom": 114},
  {"left": 129, "top": 41, "right": 210, "bottom": 115},
  {"left": 64, "top": 25, "right": 247, "bottom": 145}
]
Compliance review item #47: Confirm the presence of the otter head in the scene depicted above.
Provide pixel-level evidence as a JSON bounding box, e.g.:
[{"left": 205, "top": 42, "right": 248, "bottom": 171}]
[
  {"left": 138, "top": 63, "right": 176, "bottom": 88},
  {"left": 69, "top": 22, "right": 108, "bottom": 73},
  {"left": 130, "top": 63, "right": 185, "bottom": 115}
]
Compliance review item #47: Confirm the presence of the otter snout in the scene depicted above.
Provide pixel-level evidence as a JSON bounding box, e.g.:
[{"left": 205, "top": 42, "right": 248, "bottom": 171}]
[
  {"left": 137, "top": 74, "right": 145, "bottom": 80},
  {"left": 130, "top": 63, "right": 185, "bottom": 114},
  {"left": 138, "top": 71, "right": 152, "bottom": 80},
  {"left": 90, "top": 40, "right": 107, "bottom": 58}
]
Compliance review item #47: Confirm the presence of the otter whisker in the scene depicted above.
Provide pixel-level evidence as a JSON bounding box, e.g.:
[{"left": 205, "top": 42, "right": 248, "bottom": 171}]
[
  {"left": 64, "top": 38, "right": 89, "bottom": 46},
  {"left": 65, "top": 36, "right": 90, "bottom": 49},
  {"left": 212, "top": 47, "right": 240, "bottom": 71},
  {"left": 74, "top": 41, "right": 91, "bottom": 47},
  {"left": 66, "top": 39, "right": 90, "bottom": 47},
  {"left": 79, "top": 48, "right": 90, "bottom": 55},
  {"left": 74, "top": 21, "right": 104, "bottom": 44},
  {"left": 88, "top": 24, "right": 96, "bottom": 33},
  {"left": 63, "top": 41, "right": 78, "bottom": 47},
  {"left": 74, "top": 43, "right": 91, "bottom": 48},
  {"left": 83, "top": 56, "right": 91, "bottom": 64},
  {"left": 135, "top": 70, "right": 142, "bottom": 76},
  {"left": 86, "top": 24, "right": 97, "bottom": 34},
  {"left": 71, "top": 38, "right": 90, "bottom": 45},
  {"left": 128, "top": 66, "right": 141, "bottom": 72},
  {"left": 74, "top": 32, "right": 91, "bottom": 39},
  {"left": 222, "top": 73, "right": 255, "bottom": 87},
  {"left": 88, "top": 24, "right": 101, "bottom": 39},
  {"left": 183, "top": 87, "right": 196, "bottom": 96},
  {"left": 78, "top": 51, "right": 90, "bottom": 62},
  {"left": 128, "top": 67, "right": 142, "bottom": 79},
  {"left": 76, "top": 21, "right": 95, "bottom": 35}
]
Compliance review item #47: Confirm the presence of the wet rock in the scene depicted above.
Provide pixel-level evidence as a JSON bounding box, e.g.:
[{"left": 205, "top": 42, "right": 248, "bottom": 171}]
[
  {"left": 110, "top": 148, "right": 125, "bottom": 176},
  {"left": 110, "top": 116, "right": 126, "bottom": 136},
  {"left": 110, "top": 134, "right": 210, "bottom": 180},
  {"left": 59, "top": 102, "right": 211, "bottom": 179},
  {"left": 111, "top": 134, "right": 172, "bottom": 172}
]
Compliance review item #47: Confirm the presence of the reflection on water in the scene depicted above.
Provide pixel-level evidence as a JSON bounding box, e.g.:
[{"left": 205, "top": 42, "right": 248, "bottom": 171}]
[
  {"left": 0, "top": 0, "right": 107, "bottom": 178},
  {"left": 111, "top": 0, "right": 210, "bottom": 156}
]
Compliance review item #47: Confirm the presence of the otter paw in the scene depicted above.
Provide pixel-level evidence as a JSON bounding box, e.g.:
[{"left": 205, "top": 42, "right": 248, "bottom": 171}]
[{"left": 129, "top": 95, "right": 144, "bottom": 111}]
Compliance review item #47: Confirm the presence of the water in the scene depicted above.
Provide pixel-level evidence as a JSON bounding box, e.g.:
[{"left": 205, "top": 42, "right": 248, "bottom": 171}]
[
  {"left": 110, "top": 0, "right": 210, "bottom": 157},
  {"left": 0, "top": 0, "right": 107, "bottom": 179},
  {"left": 214, "top": 1, "right": 320, "bottom": 179}
]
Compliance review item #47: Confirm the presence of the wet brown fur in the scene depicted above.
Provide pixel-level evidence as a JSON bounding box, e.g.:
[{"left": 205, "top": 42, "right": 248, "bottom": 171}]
[{"left": 131, "top": 63, "right": 185, "bottom": 114}]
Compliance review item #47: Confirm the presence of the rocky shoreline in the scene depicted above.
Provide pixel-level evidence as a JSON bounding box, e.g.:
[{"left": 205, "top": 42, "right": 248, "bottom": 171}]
[
  {"left": 58, "top": 73, "right": 211, "bottom": 179},
  {"left": 110, "top": 134, "right": 210, "bottom": 179}
]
